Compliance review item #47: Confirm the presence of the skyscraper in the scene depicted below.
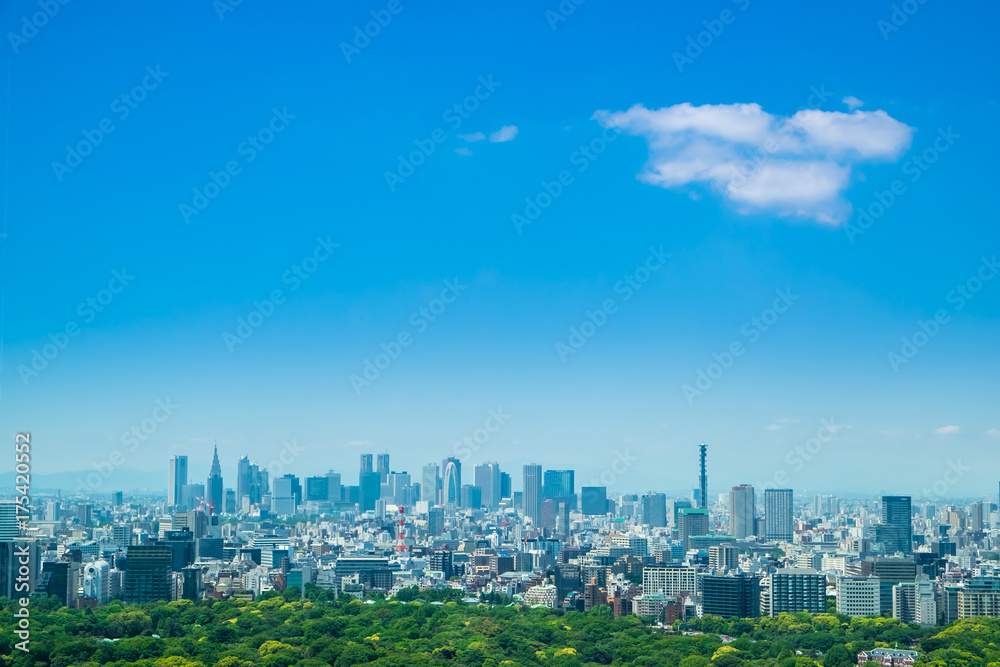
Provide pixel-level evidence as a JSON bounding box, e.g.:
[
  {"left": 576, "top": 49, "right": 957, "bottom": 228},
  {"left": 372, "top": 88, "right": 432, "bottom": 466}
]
[
  {"left": 360, "top": 454, "right": 373, "bottom": 474},
  {"left": 543, "top": 470, "right": 575, "bottom": 499},
  {"left": 442, "top": 457, "right": 462, "bottom": 507},
  {"left": 523, "top": 464, "right": 543, "bottom": 526},
  {"left": 640, "top": 492, "right": 667, "bottom": 527},
  {"left": 168, "top": 455, "right": 188, "bottom": 509},
  {"left": 207, "top": 445, "right": 223, "bottom": 515},
  {"left": 764, "top": 489, "right": 793, "bottom": 542},
  {"left": 123, "top": 546, "right": 173, "bottom": 603},
  {"left": 422, "top": 464, "right": 439, "bottom": 504},
  {"left": 377, "top": 453, "right": 390, "bottom": 483},
  {"left": 236, "top": 456, "right": 266, "bottom": 509},
  {"left": 877, "top": 495, "right": 913, "bottom": 553},
  {"left": 730, "top": 484, "right": 756, "bottom": 539},
  {"left": 475, "top": 462, "right": 502, "bottom": 509},
  {"left": 359, "top": 472, "right": 381, "bottom": 512}
]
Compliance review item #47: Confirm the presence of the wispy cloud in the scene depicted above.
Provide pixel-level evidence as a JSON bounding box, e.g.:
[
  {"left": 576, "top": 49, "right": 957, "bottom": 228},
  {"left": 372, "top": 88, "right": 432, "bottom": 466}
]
[
  {"left": 765, "top": 417, "right": 800, "bottom": 431},
  {"left": 986, "top": 428, "right": 1000, "bottom": 439},
  {"left": 346, "top": 439, "right": 372, "bottom": 447},
  {"left": 934, "top": 425, "right": 960, "bottom": 435},
  {"left": 843, "top": 96, "right": 864, "bottom": 111},
  {"left": 489, "top": 125, "right": 519, "bottom": 143},
  {"left": 593, "top": 102, "right": 913, "bottom": 224},
  {"left": 459, "top": 132, "right": 485, "bottom": 143},
  {"left": 454, "top": 147, "right": 473, "bottom": 156}
]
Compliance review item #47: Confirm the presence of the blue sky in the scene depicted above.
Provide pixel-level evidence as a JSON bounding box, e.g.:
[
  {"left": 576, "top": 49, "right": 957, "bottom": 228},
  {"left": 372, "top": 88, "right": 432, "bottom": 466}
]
[{"left": 0, "top": 0, "right": 998, "bottom": 499}]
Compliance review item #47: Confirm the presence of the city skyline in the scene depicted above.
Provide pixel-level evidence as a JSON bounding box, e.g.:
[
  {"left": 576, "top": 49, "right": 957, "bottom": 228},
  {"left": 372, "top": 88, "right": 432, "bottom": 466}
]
[{"left": 1, "top": 1, "right": 998, "bottom": 497}]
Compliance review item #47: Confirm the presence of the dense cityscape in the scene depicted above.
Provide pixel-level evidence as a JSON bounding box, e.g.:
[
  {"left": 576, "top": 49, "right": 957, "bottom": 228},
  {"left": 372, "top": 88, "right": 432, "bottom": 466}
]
[{"left": 2, "top": 442, "right": 998, "bottom": 664}]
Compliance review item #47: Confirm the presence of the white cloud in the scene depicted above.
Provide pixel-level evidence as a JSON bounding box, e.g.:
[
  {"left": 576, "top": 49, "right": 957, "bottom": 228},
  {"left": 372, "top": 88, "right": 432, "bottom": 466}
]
[
  {"left": 459, "top": 132, "right": 485, "bottom": 143},
  {"left": 346, "top": 439, "right": 372, "bottom": 447},
  {"left": 880, "top": 429, "right": 905, "bottom": 439},
  {"left": 843, "top": 96, "right": 864, "bottom": 111},
  {"left": 489, "top": 125, "right": 519, "bottom": 143},
  {"left": 765, "top": 424, "right": 782, "bottom": 431},
  {"left": 934, "top": 425, "right": 960, "bottom": 435},
  {"left": 987, "top": 428, "right": 1000, "bottom": 439},
  {"left": 593, "top": 102, "right": 913, "bottom": 224},
  {"left": 454, "top": 147, "right": 473, "bottom": 156}
]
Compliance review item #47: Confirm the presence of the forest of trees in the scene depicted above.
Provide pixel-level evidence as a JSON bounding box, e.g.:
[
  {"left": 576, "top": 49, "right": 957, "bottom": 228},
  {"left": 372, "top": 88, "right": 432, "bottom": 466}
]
[{"left": 0, "top": 586, "right": 995, "bottom": 667}]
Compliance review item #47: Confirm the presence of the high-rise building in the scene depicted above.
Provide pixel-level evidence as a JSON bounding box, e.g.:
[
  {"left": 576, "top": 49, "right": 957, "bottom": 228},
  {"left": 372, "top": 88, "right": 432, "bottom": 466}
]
[
  {"left": 327, "top": 471, "right": 342, "bottom": 503},
  {"left": 764, "top": 489, "right": 793, "bottom": 542},
  {"left": 0, "top": 540, "right": 39, "bottom": 598},
  {"left": 168, "top": 456, "right": 188, "bottom": 509},
  {"left": 236, "top": 456, "right": 267, "bottom": 509},
  {"left": 729, "top": 484, "right": 755, "bottom": 539},
  {"left": 442, "top": 458, "right": 462, "bottom": 507},
  {"left": 641, "top": 493, "right": 667, "bottom": 528},
  {"left": 581, "top": 487, "right": 608, "bottom": 515},
  {"left": 306, "top": 476, "right": 329, "bottom": 502},
  {"left": 428, "top": 507, "right": 444, "bottom": 536},
  {"left": 360, "top": 454, "right": 373, "bottom": 474},
  {"left": 702, "top": 573, "right": 761, "bottom": 618},
  {"left": 272, "top": 477, "right": 297, "bottom": 515},
  {"left": 474, "top": 462, "right": 502, "bottom": 509},
  {"left": 359, "top": 471, "right": 381, "bottom": 512},
  {"left": 642, "top": 564, "right": 698, "bottom": 596},
  {"left": 877, "top": 495, "right": 912, "bottom": 553},
  {"left": 761, "top": 568, "right": 825, "bottom": 616},
  {"left": 207, "top": 445, "right": 223, "bottom": 515},
  {"left": 679, "top": 508, "right": 709, "bottom": 550},
  {"left": 543, "top": 470, "right": 575, "bottom": 498},
  {"left": 0, "top": 502, "right": 20, "bottom": 540},
  {"left": 123, "top": 546, "right": 173, "bottom": 603},
  {"left": 709, "top": 544, "right": 738, "bottom": 572},
  {"left": 873, "top": 555, "right": 917, "bottom": 614},
  {"left": 958, "top": 577, "right": 1000, "bottom": 618},
  {"left": 523, "top": 464, "right": 543, "bottom": 526},
  {"left": 893, "top": 579, "right": 937, "bottom": 626},
  {"left": 836, "top": 576, "right": 881, "bottom": 617},
  {"left": 377, "top": 453, "right": 390, "bottom": 483},
  {"left": 500, "top": 472, "right": 512, "bottom": 500},
  {"left": 421, "top": 464, "right": 439, "bottom": 504},
  {"left": 461, "top": 485, "right": 482, "bottom": 509}
]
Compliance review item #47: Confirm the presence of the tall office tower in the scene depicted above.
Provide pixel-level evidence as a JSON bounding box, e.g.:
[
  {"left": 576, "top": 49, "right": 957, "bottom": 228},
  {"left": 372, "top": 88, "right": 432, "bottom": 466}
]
[
  {"left": 225, "top": 489, "right": 236, "bottom": 514},
  {"left": 236, "top": 456, "right": 266, "bottom": 507},
  {"left": 641, "top": 493, "right": 668, "bottom": 527},
  {"left": 327, "top": 471, "right": 342, "bottom": 502},
  {"left": 702, "top": 573, "right": 761, "bottom": 618},
  {"left": 698, "top": 443, "right": 708, "bottom": 510},
  {"left": 877, "top": 495, "right": 913, "bottom": 553},
  {"left": 306, "top": 476, "right": 329, "bottom": 502},
  {"left": 679, "top": 508, "right": 710, "bottom": 550},
  {"left": 523, "top": 464, "right": 543, "bottom": 526},
  {"left": 377, "top": 453, "right": 390, "bottom": 483},
  {"left": 761, "top": 568, "right": 826, "bottom": 616},
  {"left": 168, "top": 455, "right": 188, "bottom": 509},
  {"left": 207, "top": 445, "right": 223, "bottom": 515},
  {"left": 123, "top": 546, "right": 173, "bottom": 603},
  {"left": 442, "top": 457, "right": 462, "bottom": 507},
  {"left": 387, "top": 472, "right": 411, "bottom": 504},
  {"left": 428, "top": 507, "right": 444, "bottom": 536},
  {"left": 667, "top": 499, "right": 692, "bottom": 528},
  {"left": 730, "top": 484, "right": 756, "bottom": 539},
  {"left": 581, "top": 487, "right": 608, "bottom": 515},
  {"left": 180, "top": 484, "right": 204, "bottom": 510},
  {"left": 421, "top": 464, "right": 439, "bottom": 503},
  {"left": 764, "top": 489, "right": 794, "bottom": 542},
  {"left": 46, "top": 499, "right": 61, "bottom": 522},
  {"left": 971, "top": 501, "right": 986, "bottom": 531},
  {"left": 500, "top": 472, "right": 512, "bottom": 500},
  {"left": 475, "top": 462, "right": 502, "bottom": 509},
  {"left": 461, "top": 484, "right": 482, "bottom": 509},
  {"left": 272, "top": 477, "right": 297, "bottom": 515},
  {"left": 543, "top": 470, "right": 575, "bottom": 498},
  {"left": 111, "top": 524, "right": 133, "bottom": 549},
  {"left": 359, "top": 471, "right": 381, "bottom": 512},
  {"left": 360, "top": 454, "right": 373, "bottom": 474},
  {"left": 0, "top": 502, "right": 19, "bottom": 539},
  {"left": 113, "top": 491, "right": 123, "bottom": 507},
  {"left": 1, "top": 541, "right": 39, "bottom": 598},
  {"left": 836, "top": 576, "right": 881, "bottom": 617}
]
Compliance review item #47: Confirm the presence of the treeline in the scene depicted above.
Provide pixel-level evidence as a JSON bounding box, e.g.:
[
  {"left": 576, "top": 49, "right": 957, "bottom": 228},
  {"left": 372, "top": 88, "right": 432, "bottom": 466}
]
[{"left": 0, "top": 586, "right": 994, "bottom": 666}]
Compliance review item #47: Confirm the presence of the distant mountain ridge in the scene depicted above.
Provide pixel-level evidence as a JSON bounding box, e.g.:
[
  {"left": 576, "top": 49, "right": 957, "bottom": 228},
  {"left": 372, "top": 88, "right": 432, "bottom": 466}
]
[{"left": 0, "top": 468, "right": 166, "bottom": 494}]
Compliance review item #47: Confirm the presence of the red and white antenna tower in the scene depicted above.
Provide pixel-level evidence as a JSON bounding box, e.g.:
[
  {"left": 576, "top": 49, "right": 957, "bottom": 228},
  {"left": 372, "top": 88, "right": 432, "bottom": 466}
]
[{"left": 395, "top": 505, "right": 408, "bottom": 553}]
